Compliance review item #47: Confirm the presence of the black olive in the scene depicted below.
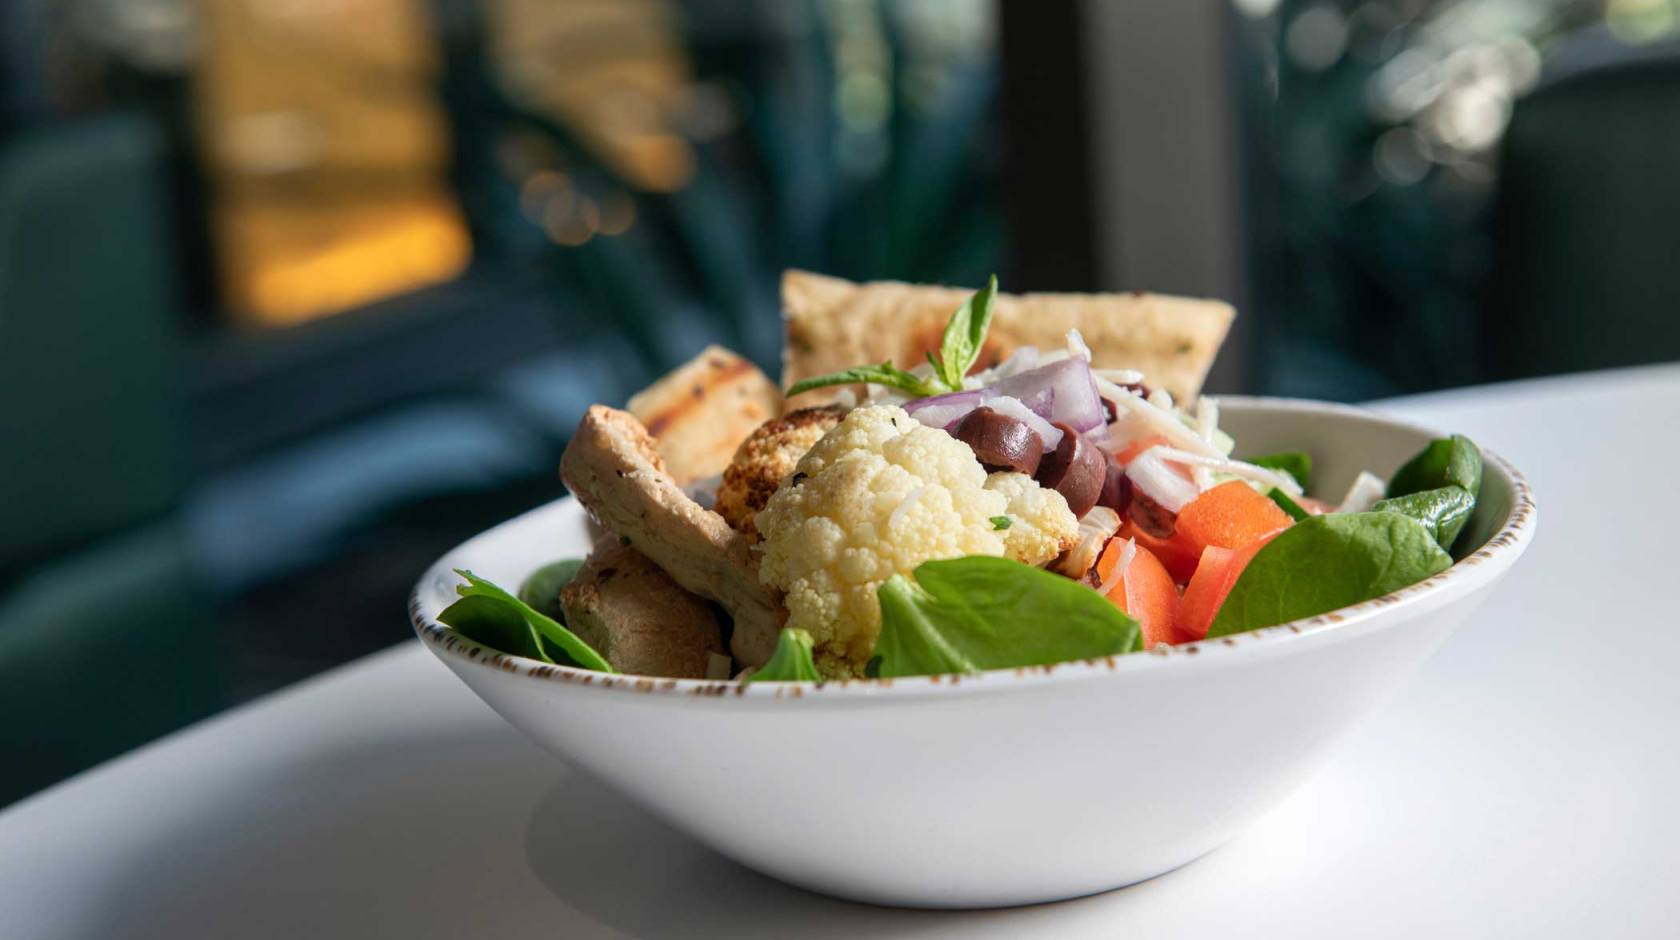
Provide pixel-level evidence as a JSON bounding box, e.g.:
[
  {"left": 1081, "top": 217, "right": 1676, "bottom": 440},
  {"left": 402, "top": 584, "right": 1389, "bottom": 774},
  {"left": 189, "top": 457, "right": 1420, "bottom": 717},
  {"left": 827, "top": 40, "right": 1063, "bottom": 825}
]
[{"left": 951, "top": 407, "right": 1043, "bottom": 475}]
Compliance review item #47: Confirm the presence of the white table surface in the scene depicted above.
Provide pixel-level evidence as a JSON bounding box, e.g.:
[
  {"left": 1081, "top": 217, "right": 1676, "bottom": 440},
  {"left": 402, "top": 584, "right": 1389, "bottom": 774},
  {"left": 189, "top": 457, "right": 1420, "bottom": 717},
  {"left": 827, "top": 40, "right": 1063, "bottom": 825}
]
[{"left": 6, "top": 366, "right": 1678, "bottom": 939}]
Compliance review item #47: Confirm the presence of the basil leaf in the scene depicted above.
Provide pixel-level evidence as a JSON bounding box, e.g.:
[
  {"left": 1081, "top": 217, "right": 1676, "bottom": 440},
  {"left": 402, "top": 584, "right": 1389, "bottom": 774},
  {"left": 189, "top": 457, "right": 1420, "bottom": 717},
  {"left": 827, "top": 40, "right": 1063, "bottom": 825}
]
[
  {"left": 449, "top": 569, "right": 613, "bottom": 672},
  {"left": 743, "top": 628, "right": 822, "bottom": 684},
  {"left": 439, "top": 594, "right": 558, "bottom": 664},
  {"left": 934, "top": 275, "right": 998, "bottom": 391},
  {"left": 1249, "top": 452, "right": 1313, "bottom": 491},
  {"left": 990, "top": 515, "right": 1013, "bottom": 530},
  {"left": 517, "top": 558, "right": 584, "bottom": 622},
  {"left": 875, "top": 557, "right": 1140, "bottom": 678},
  {"left": 1373, "top": 485, "right": 1476, "bottom": 551},
  {"left": 1267, "top": 487, "right": 1311, "bottom": 522},
  {"left": 1387, "top": 435, "right": 1482, "bottom": 500},
  {"left": 1208, "top": 513, "right": 1452, "bottom": 637},
  {"left": 785, "top": 361, "right": 944, "bottom": 400}
]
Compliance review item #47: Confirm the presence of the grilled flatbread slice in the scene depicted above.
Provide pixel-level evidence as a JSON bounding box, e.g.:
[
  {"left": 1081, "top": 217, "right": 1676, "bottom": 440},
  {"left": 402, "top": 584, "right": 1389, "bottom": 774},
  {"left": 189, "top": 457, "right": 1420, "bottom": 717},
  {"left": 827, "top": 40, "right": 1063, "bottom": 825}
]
[
  {"left": 780, "top": 271, "right": 1234, "bottom": 406},
  {"left": 627, "top": 345, "right": 781, "bottom": 485}
]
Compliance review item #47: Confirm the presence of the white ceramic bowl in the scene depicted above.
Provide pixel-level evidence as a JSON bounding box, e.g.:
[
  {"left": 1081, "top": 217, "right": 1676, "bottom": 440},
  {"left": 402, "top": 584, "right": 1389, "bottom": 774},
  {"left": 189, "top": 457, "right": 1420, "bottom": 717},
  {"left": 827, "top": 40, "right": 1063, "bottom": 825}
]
[{"left": 411, "top": 397, "right": 1535, "bottom": 909}]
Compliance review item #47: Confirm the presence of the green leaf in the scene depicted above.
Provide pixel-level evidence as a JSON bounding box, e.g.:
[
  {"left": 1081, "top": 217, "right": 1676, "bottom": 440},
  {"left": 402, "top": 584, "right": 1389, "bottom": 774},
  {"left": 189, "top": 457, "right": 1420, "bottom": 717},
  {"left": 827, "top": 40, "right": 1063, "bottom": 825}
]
[
  {"left": 874, "top": 556, "right": 1141, "bottom": 678},
  {"left": 1208, "top": 513, "right": 1452, "bottom": 638},
  {"left": 742, "top": 629, "right": 822, "bottom": 684},
  {"left": 517, "top": 558, "right": 585, "bottom": 622},
  {"left": 785, "top": 361, "right": 944, "bottom": 400},
  {"left": 1267, "top": 487, "right": 1311, "bottom": 522},
  {"left": 439, "top": 594, "right": 557, "bottom": 664},
  {"left": 1373, "top": 486, "right": 1476, "bottom": 551},
  {"left": 448, "top": 569, "right": 613, "bottom": 672},
  {"left": 934, "top": 276, "right": 998, "bottom": 391},
  {"left": 990, "top": 515, "right": 1013, "bottom": 530},
  {"left": 1387, "top": 435, "right": 1482, "bottom": 500},
  {"left": 1248, "top": 452, "right": 1312, "bottom": 491}
]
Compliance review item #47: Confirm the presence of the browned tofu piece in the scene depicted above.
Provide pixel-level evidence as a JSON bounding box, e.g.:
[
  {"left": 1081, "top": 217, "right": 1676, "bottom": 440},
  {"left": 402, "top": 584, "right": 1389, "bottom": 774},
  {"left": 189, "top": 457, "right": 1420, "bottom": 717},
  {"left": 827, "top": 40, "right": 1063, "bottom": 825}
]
[
  {"left": 560, "top": 543, "right": 726, "bottom": 678},
  {"left": 627, "top": 345, "right": 781, "bottom": 485},
  {"left": 560, "top": 405, "right": 785, "bottom": 667},
  {"left": 780, "top": 270, "right": 1234, "bottom": 407}
]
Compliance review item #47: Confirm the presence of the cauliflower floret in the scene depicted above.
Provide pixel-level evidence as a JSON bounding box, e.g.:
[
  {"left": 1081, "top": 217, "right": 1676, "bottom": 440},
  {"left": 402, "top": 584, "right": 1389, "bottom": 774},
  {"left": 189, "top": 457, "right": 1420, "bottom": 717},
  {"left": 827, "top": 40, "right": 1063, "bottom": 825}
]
[
  {"left": 984, "top": 472, "right": 1080, "bottom": 561},
  {"left": 755, "top": 405, "right": 1078, "bottom": 677}
]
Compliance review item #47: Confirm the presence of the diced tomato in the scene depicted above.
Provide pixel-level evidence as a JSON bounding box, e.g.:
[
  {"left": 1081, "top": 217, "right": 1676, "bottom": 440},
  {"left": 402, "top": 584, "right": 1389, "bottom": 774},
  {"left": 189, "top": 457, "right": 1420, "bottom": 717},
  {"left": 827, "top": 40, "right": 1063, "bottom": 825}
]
[
  {"left": 1114, "top": 434, "right": 1171, "bottom": 466},
  {"left": 1118, "top": 520, "right": 1201, "bottom": 584},
  {"left": 1095, "top": 541, "right": 1184, "bottom": 648},
  {"left": 1177, "top": 531, "right": 1282, "bottom": 640},
  {"left": 1174, "top": 481, "right": 1294, "bottom": 557}
]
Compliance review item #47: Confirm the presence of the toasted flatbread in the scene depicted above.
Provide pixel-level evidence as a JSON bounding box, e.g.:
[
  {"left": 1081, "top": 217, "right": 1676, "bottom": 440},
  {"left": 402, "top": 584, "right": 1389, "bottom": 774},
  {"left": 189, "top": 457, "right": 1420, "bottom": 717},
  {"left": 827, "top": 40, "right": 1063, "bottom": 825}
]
[
  {"left": 627, "top": 345, "right": 781, "bottom": 485},
  {"left": 780, "top": 271, "right": 1234, "bottom": 406}
]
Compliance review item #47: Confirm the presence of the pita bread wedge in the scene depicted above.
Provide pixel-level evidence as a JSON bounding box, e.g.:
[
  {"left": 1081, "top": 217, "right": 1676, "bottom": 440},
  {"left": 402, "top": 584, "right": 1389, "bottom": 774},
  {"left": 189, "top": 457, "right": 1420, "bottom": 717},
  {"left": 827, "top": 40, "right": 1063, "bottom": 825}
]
[
  {"left": 627, "top": 345, "right": 780, "bottom": 485},
  {"left": 780, "top": 271, "right": 1234, "bottom": 406}
]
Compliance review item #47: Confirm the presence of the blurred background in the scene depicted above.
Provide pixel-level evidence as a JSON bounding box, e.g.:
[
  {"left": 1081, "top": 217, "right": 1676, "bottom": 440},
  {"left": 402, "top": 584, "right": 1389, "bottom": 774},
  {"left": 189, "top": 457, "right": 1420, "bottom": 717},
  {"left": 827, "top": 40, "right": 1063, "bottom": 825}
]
[{"left": 2, "top": 0, "right": 1676, "bottom": 804}]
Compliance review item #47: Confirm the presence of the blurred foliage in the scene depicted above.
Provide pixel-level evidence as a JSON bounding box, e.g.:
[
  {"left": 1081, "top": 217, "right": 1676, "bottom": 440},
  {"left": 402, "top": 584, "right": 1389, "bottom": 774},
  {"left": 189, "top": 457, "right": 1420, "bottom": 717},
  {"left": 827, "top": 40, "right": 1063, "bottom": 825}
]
[
  {"left": 431, "top": 0, "right": 1003, "bottom": 371},
  {"left": 1234, "top": 0, "right": 1677, "bottom": 399}
]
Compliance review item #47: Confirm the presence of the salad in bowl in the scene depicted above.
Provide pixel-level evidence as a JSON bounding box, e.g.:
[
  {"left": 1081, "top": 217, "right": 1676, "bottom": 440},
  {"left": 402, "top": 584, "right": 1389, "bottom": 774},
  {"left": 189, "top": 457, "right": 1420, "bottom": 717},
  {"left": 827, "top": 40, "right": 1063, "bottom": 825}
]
[{"left": 436, "top": 275, "right": 1490, "bottom": 685}]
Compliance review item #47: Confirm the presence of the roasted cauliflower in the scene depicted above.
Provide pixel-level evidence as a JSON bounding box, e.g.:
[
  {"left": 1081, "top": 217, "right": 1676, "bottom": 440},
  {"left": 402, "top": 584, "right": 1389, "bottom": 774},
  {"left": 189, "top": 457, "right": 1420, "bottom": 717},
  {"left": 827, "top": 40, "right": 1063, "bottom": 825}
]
[
  {"left": 715, "top": 405, "right": 845, "bottom": 540},
  {"left": 754, "top": 405, "right": 1078, "bottom": 677}
]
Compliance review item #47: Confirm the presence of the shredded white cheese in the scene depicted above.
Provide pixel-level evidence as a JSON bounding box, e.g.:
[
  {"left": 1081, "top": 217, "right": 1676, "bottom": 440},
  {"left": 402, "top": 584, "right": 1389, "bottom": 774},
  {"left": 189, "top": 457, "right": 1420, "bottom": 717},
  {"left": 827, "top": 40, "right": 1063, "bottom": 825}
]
[
  {"left": 1096, "top": 537, "right": 1137, "bottom": 599},
  {"left": 888, "top": 485, "right": 928, "bottom": 532},
  {"left": 1148, "top": 446, "right": 1306, "bottom": 497},
  {"left": 1100, "top": 385, "right": 1225, "bottom": 460}
]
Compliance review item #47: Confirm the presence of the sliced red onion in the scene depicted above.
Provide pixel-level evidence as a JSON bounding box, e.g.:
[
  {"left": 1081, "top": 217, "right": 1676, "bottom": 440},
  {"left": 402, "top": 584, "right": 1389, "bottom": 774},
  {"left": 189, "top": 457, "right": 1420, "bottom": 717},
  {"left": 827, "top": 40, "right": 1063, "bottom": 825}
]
[
  {"left": 1126, "top": 446, "right": 1200, "bottom": 513},
  {"left": 984, "top": 395, "right": 1062, "bottom": 451},
  {"left": 991, "top": 358, "right": 1107, "bottom": 432},
  {"left": 904, "top": 389, "right": 986, "bottom": 429}
]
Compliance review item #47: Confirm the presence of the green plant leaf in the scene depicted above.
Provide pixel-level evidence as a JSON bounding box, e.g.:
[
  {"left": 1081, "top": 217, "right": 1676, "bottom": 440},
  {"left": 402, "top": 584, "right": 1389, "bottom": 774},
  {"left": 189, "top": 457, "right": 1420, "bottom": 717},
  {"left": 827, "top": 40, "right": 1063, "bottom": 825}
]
[
  {"left": 1248, "top": 452, "right": 1313, "bottom": 490},
  {"left": 1372, "top": 485, "right": 1476, "bottom": 551},
  {"left": 1267, "top": 487, "right": 1311, "bottom": 522},
  {"left": 517, "top": 558, "right": 585, "bottom": 622},
  {"left": 785, "top": 361, "right": 944, "bottom": 400},
  {"left": 990, "top": 515, "right": 1012, "bottom": 530},
  {"left": 439, "top": 594, "right": 558, "bottom": 664},
  {"left": 874, "top": 556, "right": 1140, "bottom": 678},
  {"left": 742, "top": 628, "right": 822, "bottom": 683},
  {"left": 1208, "top": 513, "right": 1452, "bottom": 638},
  {"left": 1387, "top": 435, "right": 1482, "bottom": 500},
  {"left": 934, "top": 275, "right": 997, "bottom": 391},
  {"left": 447, "top": 569, "right": 613, "bottom": 672}
]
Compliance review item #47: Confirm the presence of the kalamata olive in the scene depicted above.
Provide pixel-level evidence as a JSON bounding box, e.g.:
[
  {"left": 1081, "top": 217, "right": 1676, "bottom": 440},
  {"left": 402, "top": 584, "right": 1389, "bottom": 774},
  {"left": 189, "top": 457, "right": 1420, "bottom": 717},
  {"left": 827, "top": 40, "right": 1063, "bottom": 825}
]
[
  {"left": 951, "top": 406, "right": 1043, "bottom": 475},
  {"left": 1035, "top": 421, "right": 1106, "bottom": 517},
  {"left": 1097, "top": 456, "right": 1131, "bottom": 515},
  {"left": 1128, "top": 489, "right": 1176, "bottom": 538}
]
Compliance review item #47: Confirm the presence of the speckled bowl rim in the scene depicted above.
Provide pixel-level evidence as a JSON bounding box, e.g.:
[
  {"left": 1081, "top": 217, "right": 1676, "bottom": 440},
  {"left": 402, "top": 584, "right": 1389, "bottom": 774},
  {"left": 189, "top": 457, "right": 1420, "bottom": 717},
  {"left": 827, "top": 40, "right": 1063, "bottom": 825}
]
[{"left": 411, "top": 396, "right": 1536, "bottom": 703}]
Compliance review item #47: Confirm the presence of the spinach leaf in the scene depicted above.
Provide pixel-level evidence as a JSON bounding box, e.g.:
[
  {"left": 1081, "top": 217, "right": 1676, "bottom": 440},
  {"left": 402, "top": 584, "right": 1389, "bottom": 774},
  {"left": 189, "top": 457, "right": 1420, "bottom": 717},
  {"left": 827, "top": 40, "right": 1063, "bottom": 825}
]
[
  {"left": 439, "top": 594, "right": 558, "bottom": 664},
  {"left": 1249, "top": 452, "right": 1313, "bottom": 490},
  {"left": 517, "top": 558, "right": 584, "bottom": 622},
  {"left": 934, "top": 276, "right": 997, "bottom": 391},
  {"left": 1267, "top": 487, "right": 1311, "bottom": 522},
  {"left": 1372, "top": 486, "right": 1476, "bottom": 551},
  {"left": 1387, "top": 435, "right": 1482, "bottom": 500},
  {"left": 785, "top": 361, "right": 945, "bottom": 400},
  {"left": 874, "top": 556, "right": 1140, "bottom": 678},
  {"left": 742, "top": 629, "right": 822, "bottom": 684},
  {"left": 1208, "top": 513, "right": 1452, "bottom": 638},
  {"left": 446, "top": 569, "right": 613, "bottom": 672}
]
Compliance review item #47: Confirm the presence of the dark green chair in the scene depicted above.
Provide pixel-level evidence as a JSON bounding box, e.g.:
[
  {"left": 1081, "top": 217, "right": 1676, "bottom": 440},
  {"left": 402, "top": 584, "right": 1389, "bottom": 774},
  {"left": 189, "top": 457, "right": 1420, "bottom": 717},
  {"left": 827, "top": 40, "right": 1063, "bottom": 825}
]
[
  {"left": 1488, "top": 58, "right": 1680, "bottom": 380},
  {"left": 0, "top": 115, "right": 221, "bottom": 805}
]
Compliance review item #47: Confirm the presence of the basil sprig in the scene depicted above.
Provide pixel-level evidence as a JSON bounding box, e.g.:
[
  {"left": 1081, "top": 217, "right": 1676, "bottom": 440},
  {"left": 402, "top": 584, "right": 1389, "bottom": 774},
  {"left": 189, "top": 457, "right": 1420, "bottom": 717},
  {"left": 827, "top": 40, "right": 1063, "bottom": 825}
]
[
  {"left": 933, "top": 274, "right": 997, "bottom": 392},
  {"left": 786, "top": 277, "right": 999, "bottom": 399},
  {"left": 786, "top": 361, "right": 945, "bottom": 399}
]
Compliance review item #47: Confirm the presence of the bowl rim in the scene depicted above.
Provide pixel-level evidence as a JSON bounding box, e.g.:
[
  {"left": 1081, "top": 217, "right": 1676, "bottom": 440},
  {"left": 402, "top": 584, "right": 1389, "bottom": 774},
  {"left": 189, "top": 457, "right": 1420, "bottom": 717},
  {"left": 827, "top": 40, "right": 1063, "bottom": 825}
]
[{"left": 410, "top": 395, "right": 1536, "bottom": 703}]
